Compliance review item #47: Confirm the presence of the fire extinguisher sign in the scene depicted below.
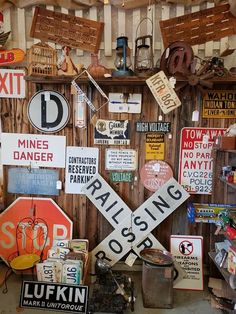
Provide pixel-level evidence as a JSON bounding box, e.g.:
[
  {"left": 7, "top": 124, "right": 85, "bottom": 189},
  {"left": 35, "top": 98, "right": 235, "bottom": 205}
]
[{"left": 170, "top": 235, "right": 203, "bottom": 290}]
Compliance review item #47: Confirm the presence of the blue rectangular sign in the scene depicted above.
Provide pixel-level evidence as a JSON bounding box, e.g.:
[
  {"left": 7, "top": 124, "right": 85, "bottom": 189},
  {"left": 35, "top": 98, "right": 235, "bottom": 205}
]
[{"left": 8, "top": 168, "right": 59, "bottom": 195}]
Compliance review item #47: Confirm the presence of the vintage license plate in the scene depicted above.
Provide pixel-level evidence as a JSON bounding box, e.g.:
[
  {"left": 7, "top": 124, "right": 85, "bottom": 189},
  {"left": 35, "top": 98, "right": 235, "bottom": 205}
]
[{"left": 146, "top": 70, "right": 181, "bottom": 114}]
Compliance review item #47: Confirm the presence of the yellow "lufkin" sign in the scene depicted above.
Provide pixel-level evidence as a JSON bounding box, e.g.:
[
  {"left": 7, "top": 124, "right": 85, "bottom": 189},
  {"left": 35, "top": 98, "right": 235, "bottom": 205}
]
[{"left": 203, "top": 90, "right": 236, "bottom": 118}]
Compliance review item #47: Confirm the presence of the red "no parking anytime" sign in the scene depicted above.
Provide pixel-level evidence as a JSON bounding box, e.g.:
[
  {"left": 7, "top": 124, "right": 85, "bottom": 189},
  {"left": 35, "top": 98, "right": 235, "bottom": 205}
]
[{"left": 178, "top": 127, "right": 225, "bottom": 195}]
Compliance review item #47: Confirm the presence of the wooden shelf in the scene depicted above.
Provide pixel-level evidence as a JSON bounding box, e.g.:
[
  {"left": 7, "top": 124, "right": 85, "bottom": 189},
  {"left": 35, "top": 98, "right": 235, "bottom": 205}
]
[
  {"left": 24, "top": 74, "right": 236, "bottom": 86},
  {"left": 24, "top": 75, "right": 148, "bottom": 86},
  {"left": 209, "top": 252, "right": 232, "bottom": 284},
  {"left": 211, "top": 147, "right": 236, "bottom": 204},
  {"left": 219, "top": 177, "right": 236, "bottom": 190}
]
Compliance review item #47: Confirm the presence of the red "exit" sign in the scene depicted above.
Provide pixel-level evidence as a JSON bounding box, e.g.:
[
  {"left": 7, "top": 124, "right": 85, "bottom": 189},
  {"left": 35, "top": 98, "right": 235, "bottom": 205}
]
[{"left": 0, "top": 69, "right": 25, "bottom": 98}]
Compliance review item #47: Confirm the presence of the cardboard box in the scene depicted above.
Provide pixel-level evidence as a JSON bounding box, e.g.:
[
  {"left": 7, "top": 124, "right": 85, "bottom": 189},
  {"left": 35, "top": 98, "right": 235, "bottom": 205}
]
[
  {"left": 227, "top": 246, "right": 236, "bottom": 274},
  {"left": 213, "top": 136, "right": 236, "bottom": 150}
]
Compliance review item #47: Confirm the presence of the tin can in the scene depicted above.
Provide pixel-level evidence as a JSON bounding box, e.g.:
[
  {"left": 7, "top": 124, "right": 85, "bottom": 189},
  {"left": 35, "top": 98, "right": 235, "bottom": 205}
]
[{"left": 140, "top": 249, "right": 175, "bottom": 308}]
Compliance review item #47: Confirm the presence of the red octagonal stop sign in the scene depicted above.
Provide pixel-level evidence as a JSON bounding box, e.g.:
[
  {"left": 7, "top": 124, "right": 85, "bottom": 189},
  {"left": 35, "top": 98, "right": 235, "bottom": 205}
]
[{"left": 0, "top": 197, "right": 73, "bottom": 264}]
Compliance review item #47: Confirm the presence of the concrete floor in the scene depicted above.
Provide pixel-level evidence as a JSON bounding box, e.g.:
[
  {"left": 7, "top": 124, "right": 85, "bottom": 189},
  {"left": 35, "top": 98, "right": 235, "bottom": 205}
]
[
  {"left": 124, "top": 271, "right": 222, "bottom": 314},
  {"left": 0, "top": 263, "right": 222, "bottom": 314}
]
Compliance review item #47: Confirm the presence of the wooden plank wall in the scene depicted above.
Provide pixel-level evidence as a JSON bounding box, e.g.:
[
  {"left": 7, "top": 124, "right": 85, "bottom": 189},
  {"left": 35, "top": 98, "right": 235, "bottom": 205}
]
[{"left": 1, "top": 3, "right": 235, "bottom": 263}]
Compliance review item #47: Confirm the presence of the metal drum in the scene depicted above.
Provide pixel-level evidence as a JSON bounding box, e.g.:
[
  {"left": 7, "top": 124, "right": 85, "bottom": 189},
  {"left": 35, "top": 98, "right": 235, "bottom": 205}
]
[{"left": 140, "top": 248, "right": 176, "bottom": 309}]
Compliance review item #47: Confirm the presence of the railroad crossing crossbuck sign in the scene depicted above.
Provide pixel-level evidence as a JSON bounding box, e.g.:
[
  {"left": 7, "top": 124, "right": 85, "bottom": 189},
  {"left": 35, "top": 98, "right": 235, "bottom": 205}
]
[{"left": 82, "top": 173, "right": 189, "bottom": 283}]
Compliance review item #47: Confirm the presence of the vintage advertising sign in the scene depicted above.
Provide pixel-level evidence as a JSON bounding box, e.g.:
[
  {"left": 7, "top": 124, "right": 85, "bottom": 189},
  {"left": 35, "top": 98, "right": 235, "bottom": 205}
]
[
  {"left": 8, "top": 168, "right": 59, "bottom": 196},
  {"left": 0, "top": 197, "right": 73, "bottom": 264},
  {"left": 178, "top": 127, "right": 226, "bottom": 194},
  {"left": 1, "top": 133, "right": 66, "bottom": 168},
  {"left": 0, "top": 49, "right": 25, "bottom": 66},
  {"left": 170, "top": 235, "right": 203, "bottom": 290},
  {"left": 136, "top": 121, "right": 171, "bottom": 133},
  {"left": 94, "top": 119, "right": 130, "bottom": 145},
  {"left": 108, "top": 93, "right": 142, "bottom": 113},
  {"left": 146, "top": 71, "right": 181, "bottom": 114},
  {"left": 140, "top": 160, "right": 173, "bottom": 192},
  {"left": 28, "top": 90, "right": 70, "bottom": 133},
  {"left": 110, "top": 172, "right": 133, "bottom": 183},
  {"left": 65, "top": 146, "right": 99, "bottom": 194},
  {"left": 0, "top": 69, "right": 25, "bottom": 98},
  {"left": 82, "top": 173, "right": 189, "bottom": 266},
  {"left": 145, "top": 133, "right": 164, "bottom": 160},
  {"left": 203, "top": 90, "right": 236, "bottom": 118},
  {"left": 30, "top": 7, "right": 104, "bottom": 53},
  {"left": 20, "top": 281, "right": 88, "bottom": 313},
  {"left": 105, "top": 149, "right": 137, "bottom": 171}
]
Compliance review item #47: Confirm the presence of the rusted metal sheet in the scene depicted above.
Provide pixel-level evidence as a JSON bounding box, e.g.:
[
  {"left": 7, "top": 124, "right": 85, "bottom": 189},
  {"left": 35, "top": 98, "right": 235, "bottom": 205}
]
[
  {"left": 142, "top": 261, "right": 174, "bottom": 308},
  {"left": 159, "top": 4, "right": 236, "bottom": 48},
  {"left": 30, "top": 7, "right": 104, "bottom": 53}
]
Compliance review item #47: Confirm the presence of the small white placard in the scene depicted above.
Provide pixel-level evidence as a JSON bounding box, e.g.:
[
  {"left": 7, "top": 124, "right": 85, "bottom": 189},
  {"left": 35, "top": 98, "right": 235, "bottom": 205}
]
[
  {"left": 108, "top": 93, "right": 142, "bottom": 113},
  {"left": 170, "top": 235, "right": 203, "bottom": 290},
  {"left": 105, "top": 149, "right": 138, "bottom": 170}
]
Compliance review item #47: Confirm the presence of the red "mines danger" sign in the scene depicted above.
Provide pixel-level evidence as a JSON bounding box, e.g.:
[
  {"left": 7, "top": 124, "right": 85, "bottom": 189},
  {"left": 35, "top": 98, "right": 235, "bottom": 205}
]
[{"left": 1, "top": 133, "right": 66, "bottom": 168}]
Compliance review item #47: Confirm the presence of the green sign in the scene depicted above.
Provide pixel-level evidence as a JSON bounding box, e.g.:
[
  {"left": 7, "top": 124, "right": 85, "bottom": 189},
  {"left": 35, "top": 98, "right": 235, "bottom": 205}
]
[{"left": 110, "top": 172, "right": 133, "bottom": 183}]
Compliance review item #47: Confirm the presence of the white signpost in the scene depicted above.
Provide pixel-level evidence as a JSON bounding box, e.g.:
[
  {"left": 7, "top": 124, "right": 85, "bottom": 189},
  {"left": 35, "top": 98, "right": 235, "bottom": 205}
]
[
  {"left": 65, "top": 146, "right": 99, "bottom": 194},
  {"left": 108, "top": 93, "right": 142, "bottom": 113},
  {"left": 82, "top": 173, "right": 190, "bottom": 285},
  {"left": 1, "top": 133, "right": 66, "bottom": 168}
]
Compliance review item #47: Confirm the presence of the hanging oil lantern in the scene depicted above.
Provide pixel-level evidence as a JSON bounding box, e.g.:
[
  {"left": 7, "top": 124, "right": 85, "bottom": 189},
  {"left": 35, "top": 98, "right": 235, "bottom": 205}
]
[{"left": 112, "top": 36, "right": 134, "bottom": 77}]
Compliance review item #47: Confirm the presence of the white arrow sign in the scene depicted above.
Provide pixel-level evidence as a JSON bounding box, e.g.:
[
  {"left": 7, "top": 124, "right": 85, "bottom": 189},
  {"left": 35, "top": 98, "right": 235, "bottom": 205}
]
[{"left": 82, "top": 173, "right": 189, "bottom": 283}]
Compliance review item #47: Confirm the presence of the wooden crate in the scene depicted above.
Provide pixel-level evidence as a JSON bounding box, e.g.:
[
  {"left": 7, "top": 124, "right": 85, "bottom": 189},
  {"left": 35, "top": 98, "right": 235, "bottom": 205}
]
[
  {"left": 28, "top": 42, "right": 57, "bottom": 76},
  {"left": 159, "top": 4, "right": 236, "bottom": 48}
]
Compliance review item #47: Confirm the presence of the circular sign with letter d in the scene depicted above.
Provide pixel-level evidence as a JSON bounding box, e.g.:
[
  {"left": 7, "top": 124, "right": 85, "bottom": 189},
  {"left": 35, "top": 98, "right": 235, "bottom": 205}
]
[{"left": 28, "top": 90, "right": 70, "bottom": 133}]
